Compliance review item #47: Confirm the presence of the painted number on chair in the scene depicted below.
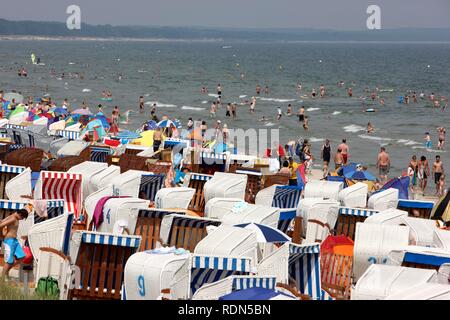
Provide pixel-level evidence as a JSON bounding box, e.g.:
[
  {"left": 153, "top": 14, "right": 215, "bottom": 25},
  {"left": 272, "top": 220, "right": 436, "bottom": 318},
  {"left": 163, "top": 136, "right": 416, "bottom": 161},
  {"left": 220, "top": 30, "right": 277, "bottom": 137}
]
[{"left": 138, "top": 275, "right": 145, "bottom": 296}]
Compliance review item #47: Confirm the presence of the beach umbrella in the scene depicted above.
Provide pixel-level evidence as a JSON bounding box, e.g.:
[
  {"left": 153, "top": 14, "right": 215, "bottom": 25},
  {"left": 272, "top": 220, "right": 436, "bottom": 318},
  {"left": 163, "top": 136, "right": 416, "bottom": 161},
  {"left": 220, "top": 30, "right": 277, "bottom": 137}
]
[
  {"left": 143, "top": 120, "right": 158, "bottom": 131},
  {"left": 219, "top": 287, "right": 296, "bottom": 300},
  {"left": 379, "top": 176, "right": 410, "bottom": 199},
  {"left": 72, "top": 108, "right": 93, "bottom": 116},
  {"left": 52, "top": 107, "right": 68, "bottom": 115},
  {"left": 8, "top": 105, "right": 26, "bottom": 118},
  {"left": 234, "top": 223, "right": 291, "bottom": 243},
  {"left": 431, "top": 191, "right": 450, "bottom": 222},
  {"left": 346, "top": 170, "right": 376, "bottom": 181},
  {"left": 157, "top": 119, "right": 175, "bottom": 128},
  {"left": 93, "top": 114, "right": 110, "bottom": 129},
  {"left": 3, "top": 92, "right": 24, "bottom": 104},
  {"left": 117, "top": 130, "right": 142, "bottom": 140},
  {"left": 338, "top": 163, "right": 360, "bottom": 176}
]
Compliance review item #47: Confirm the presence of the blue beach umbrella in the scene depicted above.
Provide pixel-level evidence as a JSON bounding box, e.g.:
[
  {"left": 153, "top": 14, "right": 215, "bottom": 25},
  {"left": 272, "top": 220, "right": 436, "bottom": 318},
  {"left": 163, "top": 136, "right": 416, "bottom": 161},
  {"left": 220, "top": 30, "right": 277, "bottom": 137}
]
[
  {"left": 346, "top": 170, "right": 376, "bottom": 181},
  {"left": 52, "top": 107, "right": 68, "bottom": 115},
  {"left": 144, "top": 120, "right": 158, "bottom": 131},
  {"left": 234, "top": 223, "right": 291, "bottom": 243},
  {"left": 157, "top": 119, "right": 175, "bottom": 128}
]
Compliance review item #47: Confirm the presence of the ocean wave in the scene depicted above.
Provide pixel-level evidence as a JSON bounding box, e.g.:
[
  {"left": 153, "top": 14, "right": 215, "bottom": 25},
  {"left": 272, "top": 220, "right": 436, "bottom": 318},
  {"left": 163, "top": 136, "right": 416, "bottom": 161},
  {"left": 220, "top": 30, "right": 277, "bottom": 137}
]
[
  {"left": 343, "top": 124, "right": 366, "bottom": 133},
  {"left": 307, "top": 108, "right": 320, "bottom": 112},
  {"left": 208, "top": 93, "right": 219, "bottom": 98},
  {"left": 82, "top": 88, "right": 91, "bottom": 92},
  {"left": 201, "top": 100, "right": 208, "bottom": 104},
  {"left": 358, "top": 134, "right": 393, "bottom": 141},
  {"left": 259, "top": 98, "right": 296, "bottom": 103},
  {"left": 264, "top": 122, "right": 275, "bottom": 127},
  {"left": 397, "top": 139, "right": 421, "bottom": 146},
  {"left": 181, "top": 106, "right": 205, "bottom": 111},
  {"left": 412, "top": 146, "right": 426, "bottom": 150},
  {"left": 332, "top": 111, "right": 341, "bottom": 115},
  {"left": 239, "top": 95, "right": 247, "bottom": 99},
  {"left": 309, "top": 137, "right": 325, "bottom": 142}
]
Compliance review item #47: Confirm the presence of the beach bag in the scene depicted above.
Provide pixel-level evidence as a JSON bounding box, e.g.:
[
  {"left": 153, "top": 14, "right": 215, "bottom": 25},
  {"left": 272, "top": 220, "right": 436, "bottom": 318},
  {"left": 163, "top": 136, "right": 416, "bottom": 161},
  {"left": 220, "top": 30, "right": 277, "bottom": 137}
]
[
  {"left": 36, "top": 276, "right": 60, "bottom": 299},
  {"left": 22, "top": 246, "right": 33, "bottom": 265}
]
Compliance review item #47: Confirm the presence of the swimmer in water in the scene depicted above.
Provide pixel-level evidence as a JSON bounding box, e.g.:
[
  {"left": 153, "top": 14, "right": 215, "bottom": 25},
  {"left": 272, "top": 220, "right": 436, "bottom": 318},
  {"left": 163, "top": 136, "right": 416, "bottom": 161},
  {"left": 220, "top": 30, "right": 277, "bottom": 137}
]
[
  {"left": 311, "top": 88, "right": 317, "bottom": 98},
  {"left": 139, "top": 96, "right": 144, "bottom": 112},
  {"left": 380, "top": 98, "right": 385, "bottom": 106},
  {"left": 210, "top": 102, "right": 217, "bottom": 118},
  {"left": 286, "top": 104, "right": 292, "bottom": 116},
  {"left": 296, "top": 82, "right": 302, "bottom": 94},
  {"left": 264, "top": 85, "right": 269, "bottom": 95},
  {"left": 303, "top": 116, "right": 309, "bottom": 131},
  {"left": 367, "top": 122, "right": 374, "bottom": 134},
  {"left": 259, "top": 116, "right": 267, "bottom": 122},
  {"left": 348, "top": 87, "right": 353, "bottom": 97},
  {"left": 256, "top": 84, "right": 261, "bottom": 95},
  {"left": 277, "top": 107, "right": 282, "bottom": 121},
  {"left": 320, "top": 84, "right": 325, "bottom": 98}
]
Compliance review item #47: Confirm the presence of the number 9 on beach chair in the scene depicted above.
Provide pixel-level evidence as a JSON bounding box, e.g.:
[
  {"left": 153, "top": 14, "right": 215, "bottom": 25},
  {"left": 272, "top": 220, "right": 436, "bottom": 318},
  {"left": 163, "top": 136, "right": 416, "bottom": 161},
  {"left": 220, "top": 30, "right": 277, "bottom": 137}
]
[{"left": 68, "top": 231, "right": 141, "bottom": 300}]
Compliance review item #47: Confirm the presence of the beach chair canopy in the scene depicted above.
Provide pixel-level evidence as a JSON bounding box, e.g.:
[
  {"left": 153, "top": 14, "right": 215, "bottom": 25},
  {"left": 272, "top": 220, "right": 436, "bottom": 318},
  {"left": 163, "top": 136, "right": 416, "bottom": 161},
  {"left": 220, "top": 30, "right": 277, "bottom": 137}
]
[
  {"left": 378, "top": 176, "right": 410, "bottom": 200},
  {"left": 431, "top": 190, "right": 450, "bottom": 222}
]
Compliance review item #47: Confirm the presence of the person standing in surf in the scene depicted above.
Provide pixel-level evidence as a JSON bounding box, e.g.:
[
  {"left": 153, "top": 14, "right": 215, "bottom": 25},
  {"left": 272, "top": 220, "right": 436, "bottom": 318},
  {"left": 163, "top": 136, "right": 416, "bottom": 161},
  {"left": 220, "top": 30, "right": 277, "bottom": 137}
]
[
  {"left": 432, "top": 155, "right": 445, "bottom": 196},
  {"left": 320, "top": 84, "right": 325, "bottom": 98},
  {"left": 334, "top": 148, "right": 344, "bottom": 170},
  {"left": 277, "top": 107, "right": 282, "bottom": 121},
  {"left": 217, "top": 84, "right": 222, "bottom": 96},
  {"left": 139, "top": 96, "right": 145, "bottom": 112},
  {"left": 321, "top": 139, "right": 331, "bottom": 178},
  {"left": 376, "top": 147, "right": 390, "bottom": 183},
  {"left": 338, "top": 139, "right": 349, "bottom": 165},
  {"left": 210, "top": 102, "right": 217, "bottom": 118},
  {"left": 256, "top": 84, "right": 261, "bottom": 95},
  {"left": 298, "top": 106, "right": 305, "bottom": 123},
  {"left": 348, "top": 87, "right": 353, "bottom": 97},
  {"left": 418, "top": 156, "right": 430, "bottom": 196},
  {"left": 437, "top": 127, "right": 446, "bottom": 150}
]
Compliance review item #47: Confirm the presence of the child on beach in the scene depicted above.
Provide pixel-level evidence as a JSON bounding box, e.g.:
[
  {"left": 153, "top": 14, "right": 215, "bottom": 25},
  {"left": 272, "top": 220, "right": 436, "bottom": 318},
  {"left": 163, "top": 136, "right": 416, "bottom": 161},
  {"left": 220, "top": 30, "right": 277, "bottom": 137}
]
[
  {"left": 438, "top": 174, "right": 446, "bottom": 197},
  {"left": 303, "top": 116, "right": 309, "bottom": 130},
  {"left": 424, "top": 132, "right": 432, "bottom": 149}
]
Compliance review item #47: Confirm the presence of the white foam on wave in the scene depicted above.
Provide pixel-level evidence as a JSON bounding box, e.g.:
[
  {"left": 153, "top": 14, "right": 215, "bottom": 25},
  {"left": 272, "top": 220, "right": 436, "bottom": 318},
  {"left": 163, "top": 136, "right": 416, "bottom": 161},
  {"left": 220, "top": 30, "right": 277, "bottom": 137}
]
[
  {"left": 426, "top": 148, "right": 446, "bottom": 153},
  {"left": 201, "top": 101, "right": 208, "bottom": 104},
  {"left": 265, "top": 122, "right": 275, "bottom": 127},
  {"left": 412, "top": 146, "right": 426, "bottom": 150},
  {"left": 307, "top": 108, "right": 320, "bottom": 112},
  {"left": 259, "top": 98, "right": 296, "bottom": 103},
  {"left": 309, "top": 137, "right": 325, "bottom": 143},
  {"left": 358, "top": 134, "right": 393, "bottom": 141},
  {"left": 208, "top": 94, "right": 219, "bottom": 98},
  {"left": 343, "top": 124, "right": 366, "bottom": 133},
  {"left": 397, "top": 139, "right": 421, "bottom": 146},
  {"left": 181, "top": 106, "right": 205, "bottom": 111},
  {"left": 68, "top": 62, "right": 76, "bottom": 65},
  {"left": 332, "top": 111, "right": 341, "bottom": 115},
  {"left": 239, "top": 95, "right": 247, "bottom": 99},
  {"left": 82, "top": 88, "right": 91, "bottom": 92}
]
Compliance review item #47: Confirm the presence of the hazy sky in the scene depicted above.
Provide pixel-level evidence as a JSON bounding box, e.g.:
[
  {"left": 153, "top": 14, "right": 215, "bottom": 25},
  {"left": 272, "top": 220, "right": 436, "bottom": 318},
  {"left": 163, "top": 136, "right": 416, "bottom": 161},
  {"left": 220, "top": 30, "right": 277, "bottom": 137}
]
[{"left": 1, "top": 0, "right": 449, "bottom": 30}]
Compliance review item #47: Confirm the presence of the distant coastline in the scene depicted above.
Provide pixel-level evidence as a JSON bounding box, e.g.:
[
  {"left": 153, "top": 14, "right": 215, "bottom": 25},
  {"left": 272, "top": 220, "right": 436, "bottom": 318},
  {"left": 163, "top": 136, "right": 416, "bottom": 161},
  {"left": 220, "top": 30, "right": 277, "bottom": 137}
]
[{"left": 0, "top": 35, "right": 224, "bottom": 42}]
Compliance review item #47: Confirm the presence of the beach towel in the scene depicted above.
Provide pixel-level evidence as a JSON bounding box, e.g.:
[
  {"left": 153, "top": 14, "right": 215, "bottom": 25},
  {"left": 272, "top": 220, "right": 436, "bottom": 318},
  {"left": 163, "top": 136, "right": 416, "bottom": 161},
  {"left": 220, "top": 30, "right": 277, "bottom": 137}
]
[
  {"left": 92, "top": 196, "right": 130, "bottom": 229},
  {"left": 33, "top": 200, "right": 48, "bottom": 218}
]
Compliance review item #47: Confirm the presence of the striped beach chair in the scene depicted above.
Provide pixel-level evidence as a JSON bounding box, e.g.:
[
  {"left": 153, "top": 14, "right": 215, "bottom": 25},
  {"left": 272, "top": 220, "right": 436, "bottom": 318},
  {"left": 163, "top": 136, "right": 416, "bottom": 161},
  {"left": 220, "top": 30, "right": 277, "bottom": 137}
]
[
  {"left": 335, "top": 207, "right": 379, "bottom": 240},
  {"left": 267, "top": 186, "right": 303, "bottom": 235},
  {"left": 90, "top": 146, "right": 111, "bottom": 163},
  {"left": 0, "top": 199, "right": 26, "bottom": 220},
  {"left": 193, "top": 275, "right": 277, "bottom": 300},
  {"left": 37, "top": 171, "right": 83, "bottom": 220},
  {"left": 139, "top": 174, "right": 165, "bottom": 202},
  {"left": 187, "top": 173, "right": 213, "bottom": 214},
  {"left": 389, "top": 249, "right": 450, "bottom": 271},
  {"left": 34, "top": 199, "right": 66, "bottom": 224},
  {"left": 194, "top": 152, "right": 227, "bottom": 174},
  {"left": 161, "top": 214, "right": 222, "bottom": 252},
  {"left": 134, "top": 209, "right": 186, "bottom": 251},
  {"left": 397, "top": 199, "right": 435, "bottom": 219},
  {"left": 69, "top": 231, "right": 141, "bottom": 300},
  {"left": 0, "top": 164, "right": 26, "bottom": 199},
  {"left": 170, "top": 254, "right": 254, "bottom": 300},
  {"left": 56, "top": 130, "right": 80, "bottom": 141},
  {"left": 235, "top": 168, "right": 263, "bottom": 204}
]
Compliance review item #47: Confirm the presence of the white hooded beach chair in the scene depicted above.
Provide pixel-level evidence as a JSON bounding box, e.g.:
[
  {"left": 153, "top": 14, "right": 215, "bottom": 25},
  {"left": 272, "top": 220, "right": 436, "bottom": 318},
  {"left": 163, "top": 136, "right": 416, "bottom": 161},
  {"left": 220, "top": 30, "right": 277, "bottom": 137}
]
[
  {"left": 68, "top": 161, "right": 109, "bottom": 201},
  {"left": 154, "top": 187, "right": 195, "bottom": 210},
  {"left": 159, "top": 214, "right": 222, "bottom": 252},
  {"left": 401, "top": 217, "right": 437, "bottom": 247},
  {"left": 367, "top": 188, "right": 399, "bottom": 211},
  {"left": 4, "top": 166, "right": 32, "bottom": 201},
  {"left": 304, "top": 204, "right": 339, "bottom": 244},
  {"left": 94, "top": 198, "right": 150, "bottom": 234},
  {"left": 133, "top": 209, "right": 188, "bottom": 251},
  {"left": 351, "top": 264, "right": 437, "bottom": 300},
  {"left": 170, "top": 253, "right": 254, "bottom": 300},
  {"left": 110, "top": 170, "right": 145, "bottom": 198},
  {"left": 35, "top": 247, "right": 73, "bottom": 300},
  {"left": 304, "top": 180, "right": 344, "bottom": 202},
  {"left": 384, "top": 282, "right": 450, "bottom": 300},
  {"left": 184, "top": 173, "right": 213, "bottom": 213},
  {"left": 353, "top": 223, "right": 410, "bottom": 281},
  {"left": 124, "top": 250, "right": 191, "bottom": 300},
  {"left": 338, "top": 182, "right": 368, "bottom": 208},
  {"left": 203, "top": 172, "right": 247, "bottom": 204},
  {"left": 387, "top": 246, "right": 450, "bottom": 270},
  {"left": 28, "top": 213, "right": 74, "bottom": 260},
  {"left": 363, "top": 208, "right": 408, "bottom": 225},
  {"left": 57, "top": 140, "right": 88, "bottom": 157},
  {"left": 220, "top": 203, "right": 280, "bottom": 229},
  {"left": 297, "top": 198, "right": 340, "bottom": 237},
  {"left": 69, "top": 231, "right": 141, "bottom": 300},
  {"left": 397, "top": 199, "right": 435, "bottom": 219},
  {"left": 257, "top": 242, "right": 330, "bottom": 300},
  {"left": 0, "top": 164, "right": 27, "bottom": 199},
  {"left": 335, "top": 207, "right": 379, "bottom": 240},
  {"left": 88, "top": 165, "right": 120, "bottom": 194}
]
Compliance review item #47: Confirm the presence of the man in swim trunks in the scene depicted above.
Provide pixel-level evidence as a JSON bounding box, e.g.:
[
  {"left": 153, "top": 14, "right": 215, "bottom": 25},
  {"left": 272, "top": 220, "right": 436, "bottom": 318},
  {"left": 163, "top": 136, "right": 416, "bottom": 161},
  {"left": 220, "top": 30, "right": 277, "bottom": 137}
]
[
  {"left": 217, "top": 84, "right": 222, "bottom": 96},
  {"left": 139, "top": 96, "right": 144, "bottom": 112},
  {"left": 338, "top": 139, "right": 349, "bottom": 165},
  {"left": 348, "top": 87, "right": 353, "bottom": 97},
  {"left": 432, "top": 155, "right": 444, "bottom": 195},
  {"left": 437, "top": 127, "right": 446, "bottom": 150},
  {"left": 298, "top": 106, "right": 305, "bottom": 123},
  {"left": 334, "top": 148, "right": 344, "bottom": 170},
  {"left": 0, "top": 209, "right": 29, "bottom": 279},
  {"left": 321, "top": 139, "right": 331, "bottom": 178},
  {"left": 256, "top": 84, "right": 261, "bottom": 95},
  {"left": 226, "top": 103, "right": 231, "bottom": 117},
  {"left": 277, "top": 107, "right": 282, "bottom": 121},
  {"left": 376, "top": 147, "right": 390, "bottom": 183}
]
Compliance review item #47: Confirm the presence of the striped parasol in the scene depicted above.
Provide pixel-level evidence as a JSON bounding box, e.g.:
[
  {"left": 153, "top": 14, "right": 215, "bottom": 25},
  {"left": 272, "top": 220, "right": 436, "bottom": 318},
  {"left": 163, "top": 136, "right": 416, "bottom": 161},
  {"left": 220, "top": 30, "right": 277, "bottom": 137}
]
[{"left": 157, "top": 119, "right": 175, "bottom": 128}]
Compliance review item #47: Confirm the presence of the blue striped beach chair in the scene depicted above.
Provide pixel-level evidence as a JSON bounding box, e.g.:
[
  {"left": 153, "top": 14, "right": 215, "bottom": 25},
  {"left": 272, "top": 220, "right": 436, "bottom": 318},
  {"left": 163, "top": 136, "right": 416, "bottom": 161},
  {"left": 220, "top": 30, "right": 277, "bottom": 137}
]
[
  {"left": 187, "top": 173, "right": 213, "bottom": 214},
  {"left": 134, "top": 209, "right": 186, "bottom": 251},
  {"left": 335, "top": 207, "right": 379, "bottom": 240},
  {"left": 69, "top": 231, "right": 141, "bottom": 300},
  {"left": 34, "top": 199, "right": 66, "bottom": 224},
  {"left": 56, "top": 130, "right": 80, "bottom": 141},
  {"left": 0, "top": 164, "right": 26, "bottom": 199},
  {"left": 0, "top": 199, "right": 27, "bottom": 220},
  {"left": 194, "top": 152, "right": 227, "bottom": 174},
  {"left": 139, "top": 174, "right": 165, "bottom": 202},
  {"left": 272, "top": 186, "right": 302, "bottom": 234},
  {"left": 90, "top": 146, "right": 111, "bottom": 163},
  {"left": 162, "top": 214, "right": 222, "bottom": 252},
  {"left": 397, "top": 199, "right": 435, "bottom": 219},
  {"left": 235, "top": 168, "right": 263, "bottom": 204},
  {"left": 171, "top": 254, "right": 254, "bottom": 300}
]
